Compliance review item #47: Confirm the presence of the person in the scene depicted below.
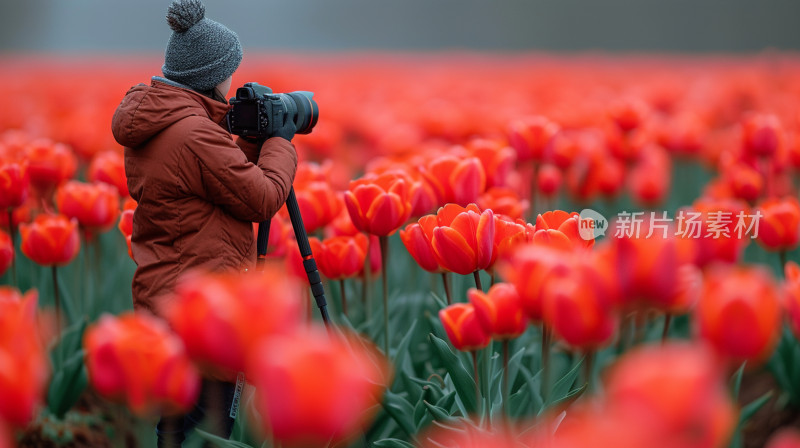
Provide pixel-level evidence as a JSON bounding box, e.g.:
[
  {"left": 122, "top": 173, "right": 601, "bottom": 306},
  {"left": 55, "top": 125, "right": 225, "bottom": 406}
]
[{"left": 110, "top": 0, "right": 298, "bottom": 446}]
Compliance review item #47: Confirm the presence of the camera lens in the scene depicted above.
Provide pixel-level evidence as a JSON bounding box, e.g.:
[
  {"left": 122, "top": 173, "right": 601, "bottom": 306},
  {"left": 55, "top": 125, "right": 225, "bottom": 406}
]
[{"left": 287, "top": 92, "right": 319, "bottom": 134}]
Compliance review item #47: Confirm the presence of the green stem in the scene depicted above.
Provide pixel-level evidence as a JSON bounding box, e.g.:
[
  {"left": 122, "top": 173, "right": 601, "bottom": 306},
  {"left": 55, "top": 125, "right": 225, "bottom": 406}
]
[
  {"left": 363, "top": 236, "right": 372, "bottom": 324},
  {"left": 541, "top": 324, "right": 551, "bottom": 407},
  {"left": 473, "top": 271, "right": 483, "bottom": 292},
  {"left": 52, "top": 265, "right": 61, "bottom": 332},
  {"left": 502, "top": 339, "right": 510, "bottom": 419},
  {"left": 483, "top": 343, "right": 492, "bottom": 427},
  {"left": 780, "top": 250, "right": 788, "bottom": 275},
  {"left": 471, "top": 350, "right": 480, "bottom": 411},
  {"left": 441, "top": 272, "right": 452, "bottom": 305},
  {"left": 379, "top": 235, "right": 389, "bottom": 356},
  {"left": 584, "top": 350, "right": 595, "bottom": 391},
  {"left": 339, "top": 280, "right": 348, "bottom": 317},
  {"left": 662, "top": 313, "right": 672, "bottom": 344}
]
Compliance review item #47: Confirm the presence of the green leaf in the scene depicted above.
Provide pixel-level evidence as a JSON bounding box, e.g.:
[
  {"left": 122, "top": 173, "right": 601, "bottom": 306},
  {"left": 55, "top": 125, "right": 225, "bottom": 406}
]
[
  {"left": 423, "top": 400, "right": 454, "bottom": 423},
  {"left": 739, "top": 390, "right": 773, "bottom": 425},
  {"left": 509, "top": 389, "right": 530, "bottom": 418},
  {"left": 393, "top": 320, "right": 418, "bottom": 378},
  {"left": 47, "top": 319, "right": 89, "bottom": 418},
  {"left": 550, "top": 356, "right": 584, "bottom": 405},
  {"left": 381, "top": 390, "right": 417, "bottom": 437},
  {"left": 428, "top": 334, "right": 478, "bottom": 414},
  {"left": 373, "top": 439, "right": 416, "bottom": 448},
  {"left": 730, "top": 362, "right": 746, "bottom": 401},
  {"left": 195, "top": 429, "right": 256, "bottom": 448},
  {"left": 549, "top": 382, "right": 588, "bottom": 411},
  {"left": 435, "top": 391, "right": 457, "bottom": 414}
]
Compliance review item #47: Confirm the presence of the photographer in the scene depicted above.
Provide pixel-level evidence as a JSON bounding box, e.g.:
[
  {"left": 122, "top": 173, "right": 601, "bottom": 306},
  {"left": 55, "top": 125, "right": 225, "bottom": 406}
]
[{"left": 111, "top": 0, "right": 297, "bottom": 446}]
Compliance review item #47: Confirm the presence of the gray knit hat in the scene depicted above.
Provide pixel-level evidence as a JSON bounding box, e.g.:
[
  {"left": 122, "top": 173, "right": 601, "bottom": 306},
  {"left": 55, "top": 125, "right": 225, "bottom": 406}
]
[{"left": 162, "top": 0, "right": 243, "bottom": 92}]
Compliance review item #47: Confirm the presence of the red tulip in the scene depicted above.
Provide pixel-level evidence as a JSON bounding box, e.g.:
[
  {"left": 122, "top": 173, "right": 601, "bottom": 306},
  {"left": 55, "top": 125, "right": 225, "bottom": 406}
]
[
  {"left": 309, "top": 233, "right": 368, "bottom": 280},
  {"left": 469, "top": 283, "right": 528, "bottom": 340},
  {"left": 542, "top": 258, "right": 617, "bottom": 349},
  {"left": 741, "top": 113, "right": 782, "bottom": 158},
  {"left": 724, "top": 162, "right": 763, "bottom": 203},
  {"left": 766, "top": 429, "right": 800, "bottom": 448},
  {"left": 0, "top": 230, "right": 12, "bottom": 278},
  {"left": 465, "top": 138, "right": 516, "bottom": 189},
  {"left": 19, "top": 214, "right": 80, "bottom": 266},
  {"left": 489, "top": 215, "right": 527, "bottom": 270},
  {"left": 23, "top": 139, "right": 77, "bottom": 197},
  {"left": 755, "top": 197, "right": 800, "bottom": 252},
  {"left": 0, "top": 288, "right": 50, "bottom": 428},
  {"left": 782, "top": 262, "right": 800, "bottom": 341},
  {"left": 248, "top": 328, "right": 390, "bottom": 447},
  {"left": 507, "top": 115, "right": 559, "bottom": 163},
  {"left": 498, "top": 243, "right": 572, "bottom": 321},
  {"left": 162, "top": 266, "right": 304, "bottom": 377},
  {"left": 608, "top": 97, "right": 650, "bottom": 133},
  {"left": 629, "top": 145, "right": 671, "bottom": 208},
  {"left": 400, "top": 220, "right": 442, "bottom": 273},
  {"left": 681, "top": 198, "right": 751, "bottom": 268},
  {"left": 420, "top": 422, "right": 521, "bottom": 448},
  {"left": 604, "top": 343, "right": 736, "bottom": 448},
  {"left": 696, "top": 264, "right": 781, "bottom": 363},
  {"left": 438, "top": 303, "right": 491, "bottom": 352},
  {"left": 118, "top": 209, "right": 134, "bottom": 260},
  {"left": 345, "top": 170, "right": 419, "bottom": 236},
  {"left": 88, "top": 150, "right": 128, "bottom": 197},
  {"left": 430, "top": 203, "right": 495, "bottom": 275},
  {"left": 537, "top": 163, "right": 562, "bottom": 198},
  {"left": 422, "top": 155, "right": 487, "bottom": 206},
  {"left": 290, "top": 182, "right": 342, "bottom": 234},
  {"left": 0, "top": 160, "right": 29, "bottom": 210},
  {"left": 84, "top": 312, "right": 200, "bottom": 416},
  {"left": 56, "top": 180, "right": 120, "bottom": 233}
]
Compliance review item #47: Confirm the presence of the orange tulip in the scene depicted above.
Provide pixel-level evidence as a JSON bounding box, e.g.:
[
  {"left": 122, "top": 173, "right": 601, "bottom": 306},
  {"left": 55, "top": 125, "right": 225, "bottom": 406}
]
[
  {"left": 604, "top": 343, "right": 736, "bottom": 448},
  {"left": 465, "top": 138, "right": 516, "bottom": 189},
  {"left": 682, "top": 198, "right": 751, "bottom": 268},
  {"left": 23, "top": 139, "right": 77, "bottom": 197},
  {"left": 507, "top": 115, "right": 559, "bottom": 163},
  {"left": 84, "top": 312, "right": 201, "bottom": 416},
  {"left": 533, "top": 210, "right": 594, "bottom": 250},
  {"left": 309, "top": 233, "right": 368, "bottom": 280},
  {"left": 0, "top": 288, "right": 50, "bottom": 428},
  {"left": 0, "top": 160, "right": 29, "bottom": 210},
  {"left": 696, "top": 264, "right": 781, "bottom": 363},
  {"left": 489, "top": 215, "right": 528, "bottom": 270},
  {"left": 756, "top": 197, "right": 800, "bottom": 252},
  {"left": 783, "top": 262, "right": 800, "bottom": 341},
  {"left": 477, "top": 187, "right": 529, "bottom": 221},
  {"left": 344, "top": 170, "right": 419, "bottom": 236},
  {"left": 19, "top": 214, "right": 80, "bottom": 266},
  {"left": 608, "top": 97, "right": 650, "bottom": 133},
  {"left": 162, "top": 267, "right": 304, "bottom": 376},
  {"left": 438, "top": 303, "right": 491, "bottom": 352},
  {"left": 430, "top": 203, "right": 495, "bottom": 275},
  {"left": 56, "top": 180, "right": 120, "bottom": 233},
  {"left": 469, "top": 283, "right": 528, "bottom": 340},
  {"left": 248, "top": 328, "right": 390, "bottom": 448},
  {"left": 0, "top": 230, "right": 12, "bottom": 278},
  {"left": 724, "top": 162, "right": 763, "bottom": 203},
  {"left": 88, "top": 150, "right": 128, "bottom": 197},
  {"left": 629, "top": 146, "right": 671, "bottom": 208},
  {"left": 422, "top": 155, "right": 487, "bottom": 206},
  {"left": 400, "top": 220, "right": 442, "bottom": 273},
  {"left": 118, "top": 209, "right": 134, "bottom": 260}
]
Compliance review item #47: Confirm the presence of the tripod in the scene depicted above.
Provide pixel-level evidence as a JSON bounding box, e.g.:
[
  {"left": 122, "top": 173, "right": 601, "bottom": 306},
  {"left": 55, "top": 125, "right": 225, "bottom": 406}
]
[{"left": 256, "top": 188, "right": 331, "bottom": 326}]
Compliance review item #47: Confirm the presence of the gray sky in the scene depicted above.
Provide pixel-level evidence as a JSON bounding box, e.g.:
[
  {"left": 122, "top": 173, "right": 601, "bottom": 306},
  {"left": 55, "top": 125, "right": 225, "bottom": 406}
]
[{"left": 1, "top": 0, "right": 799, "bottom": 54}]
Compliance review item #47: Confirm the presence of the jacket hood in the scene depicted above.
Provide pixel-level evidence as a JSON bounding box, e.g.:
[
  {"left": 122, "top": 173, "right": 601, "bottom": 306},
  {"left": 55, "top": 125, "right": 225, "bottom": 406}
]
[{"left": 111, "top": 78, "right": 231, "bottom": 148}]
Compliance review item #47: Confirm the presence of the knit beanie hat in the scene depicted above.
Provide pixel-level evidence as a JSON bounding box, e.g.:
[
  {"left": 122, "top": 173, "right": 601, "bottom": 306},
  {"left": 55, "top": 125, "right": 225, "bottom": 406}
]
[{"left": 162, "top": 0, "right": 243, "bottom": 92}]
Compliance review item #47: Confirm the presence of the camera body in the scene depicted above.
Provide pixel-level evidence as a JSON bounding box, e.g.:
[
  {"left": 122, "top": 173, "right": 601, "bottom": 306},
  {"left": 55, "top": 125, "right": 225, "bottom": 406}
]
[{"left": 227, "top": 82, "right": 319, "bottom": 139}]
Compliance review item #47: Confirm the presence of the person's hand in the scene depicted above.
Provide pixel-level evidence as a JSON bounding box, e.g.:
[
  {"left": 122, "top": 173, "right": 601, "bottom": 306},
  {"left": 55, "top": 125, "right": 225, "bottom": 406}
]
[{"left": 274, "top": 117, "right": 296, "bottom": 142}]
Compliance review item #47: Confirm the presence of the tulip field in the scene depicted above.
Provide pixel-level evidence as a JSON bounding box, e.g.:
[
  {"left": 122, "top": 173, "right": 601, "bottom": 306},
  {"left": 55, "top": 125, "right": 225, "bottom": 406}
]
[{"left": 2, "top": 53, "right": 800, "bottom": 448}]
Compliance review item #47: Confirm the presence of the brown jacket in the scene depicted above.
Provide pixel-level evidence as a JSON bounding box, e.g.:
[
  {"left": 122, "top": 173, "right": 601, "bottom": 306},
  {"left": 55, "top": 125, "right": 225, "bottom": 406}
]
[{"left": 111, "top": 79, "right": 297, "bottom": 314}]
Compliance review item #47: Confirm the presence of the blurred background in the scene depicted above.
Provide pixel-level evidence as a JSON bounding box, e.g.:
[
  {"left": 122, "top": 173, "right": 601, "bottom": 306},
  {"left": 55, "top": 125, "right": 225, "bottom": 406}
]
[{"left": 2, "top": 0, "right": 800, "bottom": 54}]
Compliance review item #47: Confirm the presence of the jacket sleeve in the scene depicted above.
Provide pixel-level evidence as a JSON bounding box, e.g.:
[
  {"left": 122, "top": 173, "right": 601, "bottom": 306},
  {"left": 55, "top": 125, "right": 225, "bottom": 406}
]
[
  {"left": 235, "top": 136, "right": 261, "bottom": 165},
  {"left": 186, "top": 121, "right": 297, "bottom": 223}
]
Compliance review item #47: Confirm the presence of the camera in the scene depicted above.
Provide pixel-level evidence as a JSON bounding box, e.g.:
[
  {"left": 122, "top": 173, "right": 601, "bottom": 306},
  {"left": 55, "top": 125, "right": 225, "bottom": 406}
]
[{"left": 226, "top": 82, "right": 319, "bottom": 139}]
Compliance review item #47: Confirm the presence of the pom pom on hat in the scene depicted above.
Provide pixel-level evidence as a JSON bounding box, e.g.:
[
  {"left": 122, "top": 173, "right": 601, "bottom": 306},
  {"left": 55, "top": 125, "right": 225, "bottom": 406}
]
[
  {"left": 166, "top": 0, "right": 206, "bottom": 33},
  {"left": 162, "top": 0, "right": 243, "bottom": 92}
]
